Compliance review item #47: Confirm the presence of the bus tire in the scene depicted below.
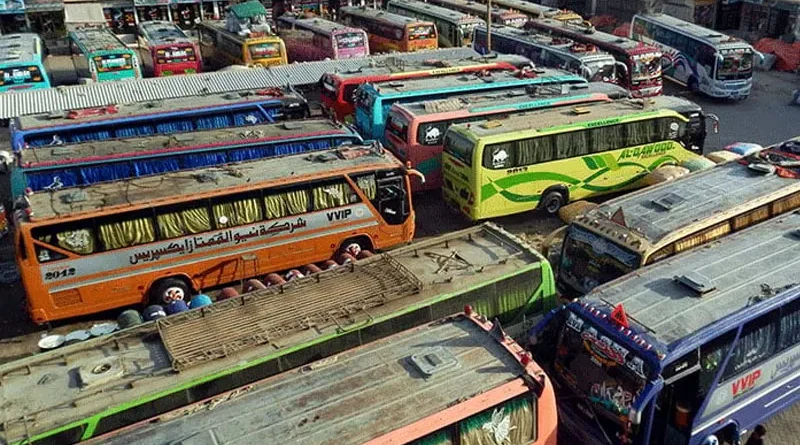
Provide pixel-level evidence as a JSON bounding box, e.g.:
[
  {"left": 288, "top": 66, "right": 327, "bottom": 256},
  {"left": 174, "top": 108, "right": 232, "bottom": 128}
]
[
  {"left": 150, "top": 278, "right": 191, "bottom": 306},
  {"left": 688, "top": 78, "right": 699, "bottom": 94},
  {"left": 339, "top": 236, "right": 373, "bottom": 257},
  {"left": 539, "top": 190, "right": 567, "bottom": 215}
]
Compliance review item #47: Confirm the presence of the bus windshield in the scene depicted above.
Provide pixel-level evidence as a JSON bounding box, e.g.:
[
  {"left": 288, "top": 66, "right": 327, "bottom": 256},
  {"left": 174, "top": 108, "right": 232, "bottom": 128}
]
[
  {"left": 631, "top": 53, "right": 661, "bottom": 81},
  {"left": 554, "top": 311, "right": 651, "bottom": 424},
  {"left": 717, "top": 51, "right": 753, "bottom": 80},
  {"left": 409, "top": 25, "right": 436, "bottom": 40},
  {"left": 586, "top": 60, "right": 616, "bottom": 83},
  {"left": 559, "top": 225, "right": 641, "bottom": 294},
  {"left": 386, "top": 112, "right": 410, "bottom": 142},
  {"left": 249, "top": 42, "right": 281, "bottom": 60},
  {"left": 95, "top": 54, "right": 132, "bottom": 72},
  {"left": 0, "top": 65, "right": 44, "bottom": 85},
  {"left": 443, "top": 131, "right": 474, "bottom": 166},
  {"left": 335, "top": 32, "right": 366, "bottom": 49}
]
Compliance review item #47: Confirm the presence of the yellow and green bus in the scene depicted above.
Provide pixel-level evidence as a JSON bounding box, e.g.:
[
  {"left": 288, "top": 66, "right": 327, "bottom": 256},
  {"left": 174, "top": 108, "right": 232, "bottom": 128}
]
[{"left": 441, "top": 96, "right": 706, "bottom": 220}]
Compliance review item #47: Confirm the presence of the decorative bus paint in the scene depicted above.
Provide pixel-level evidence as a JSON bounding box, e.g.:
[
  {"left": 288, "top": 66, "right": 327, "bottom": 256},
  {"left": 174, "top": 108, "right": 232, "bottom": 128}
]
[
  {"left": 3, "top": 222, "right": 557, "bottom": 444},
  {"left": 441, "top": 95, "right": 706, "bottom": 221},
  {"left": 13, "top": 119, "right": 361, "bottom": 196},
  {"left": 385, "top": 82, "right": 631, "bottom": 191},
  {"left": 481, "top": 0, "right": 583, "bottom": 24},
  {"left": 556, "top": 142, "right": 800, "bottom": 297},
  {"left": 13, "top": 143, "right": 415, "bottom": 325},
  {"left": 526, "top": 18, "right": 664, "bottom": 97},
  {"left": 530, "top": 211, "right": 800, "bottom": 445},
  {"left": 354, "top": 67, "right": 586, "bottom": 142},
  {"left": 68, "top": 28, "right": 141, "bottom": 83},
  {"left": 630, "top": 13, "right": 758, "bottom": 100},
  {"left": 422, "top": 0, "right": 529, "bottom": 28},
  {"left": 320, "top": 53, "right": 529, "bottom": 122},
  {"left": 386, "top": 0, "right": 484, "bottom": 48},
  {"left": 85, "top": 311, "right": 558, "bottom": 445},
  {"left": 197, "top": 20, "right": 287, "bottom": 68},
  {"left": 9, "top": 87, "right": 309, "bottom": 152},
  {"left": 276, "top": 15, "right": 369, "bottom": 62},
  {"left": 136, "top": 21, "right": 202, "bottom": 77},
  {"left": 474, "top": 24, "right": 625, "bottom": 84},
  {"left": 0, "top": 33, "right": 51, "bottom": 93},
  {"left": 339, "top": 7, "right": 438, "bottom": 53}
]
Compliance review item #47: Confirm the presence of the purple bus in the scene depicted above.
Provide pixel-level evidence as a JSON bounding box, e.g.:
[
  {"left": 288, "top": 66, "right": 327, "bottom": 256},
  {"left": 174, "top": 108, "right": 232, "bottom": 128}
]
[
  {"left": 277, "top": 15, "right": 369, "bottom": 62},
  {"left": 530, "top": 209, "right": 800, "bottom": 445}
]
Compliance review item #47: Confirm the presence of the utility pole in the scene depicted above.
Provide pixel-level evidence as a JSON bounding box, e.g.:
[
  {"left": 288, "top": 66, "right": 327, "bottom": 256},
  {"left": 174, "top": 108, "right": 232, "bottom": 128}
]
[{"left": 486, "top": 0, "right": 492, "bottom": 53}]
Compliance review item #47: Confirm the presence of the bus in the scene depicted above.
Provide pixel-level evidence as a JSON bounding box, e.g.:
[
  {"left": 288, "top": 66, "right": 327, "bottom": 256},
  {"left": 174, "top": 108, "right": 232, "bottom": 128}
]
[
  {"left": 386, "top": 82, "right": 631, "bottom": 191},
  {"left": 474, "top": 24, "right": 625, "bottom": 84},
  {"left": 529, "top": 211, "right": 800, "bottom": 445},
  {"left": 197, "top": 20, "right": 287, "bottom": 68},
  {"left": 339, "top": 7, "right": 438, "bottom": 54},
  {"left": 630, "top": 13, "right": 758, "bottom": 100},
  {"left": 68, "top": 28, "right": 141, "bottom": 83},
  {"left": 441, "top": 96, "right": 706, "bottom": 220},
  {"left": 354, "top": 67, "right": 586, "bottom": 142},
  {"left": 136, "top": 21, "right": 202, "bottom": 77},
  {"left": 0, "top": 33, "right": 51, "bottom": 93},
  {"left": 479, "top": 0, "right": 583, "bottom": 24},
  {"left": 9, "top": 88, "right": 309, "bottom": 152},
  {"left": 276, "top": 15, "right": 369, "bottom": 62},
  {"left": 2, "top": 222, "right": 558, "bottom": 444},
  {"left": 13, "top": 119, "right": 362, "bottom": 196},
  {"left": 555, "top": 141, "right": 800, "bottom": 297},
  {"left": 12, "top": 143, "right": 415, "bottom": 324},
  {"left": 422, "top": 0, "right": 529, "bottom": 28},
  {"left": 320, "top": 53, "right": 528, "bottom": 122},
  {"left": 386, "top": 0, "right": 484, "bottom": 48},
  {"left": 526, "top": 18, "right": 664, "bottom": 98},
  {"left": 84, "top": 311, "right": 558, "bottom": 445}
]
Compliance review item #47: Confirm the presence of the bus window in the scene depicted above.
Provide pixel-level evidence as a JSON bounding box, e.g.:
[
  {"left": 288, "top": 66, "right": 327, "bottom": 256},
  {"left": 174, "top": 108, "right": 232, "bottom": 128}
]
[
  {"left": 212, "top": 193, "right": 263, "bottom": 228},
  {"left": 721, "top": 311, "right": 779, "bottom": 381},
  {"left": 458, "top": 395, "right": 536, "bottom": 442},
  {"left": 156, "top": 205, "right": 212, "bottom": 239},
  {"left": 97, "top": 212, "right": 156, "bottom": 251}
]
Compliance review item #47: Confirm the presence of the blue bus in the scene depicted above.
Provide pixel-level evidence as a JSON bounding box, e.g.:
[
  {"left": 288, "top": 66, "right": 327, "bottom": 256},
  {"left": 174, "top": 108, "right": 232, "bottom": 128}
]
[
  {"left": 0, "top": 33, "right": 51, "bottom": 93},
  {"left": 529, "top": 209, "right": 800, "bottom": 445},
  {"left": 13, "top": 119, "right": 361, "bottom": 196},
  {"left": 353, "top": 67, "right": 586, "bottom": 141},
  {"left": 9, "top": 88, "right": 310, "bottom": 152}
]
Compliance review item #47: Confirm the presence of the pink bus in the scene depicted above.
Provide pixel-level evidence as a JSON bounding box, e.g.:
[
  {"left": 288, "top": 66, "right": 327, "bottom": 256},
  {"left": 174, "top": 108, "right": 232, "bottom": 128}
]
[
  {"left": 385, "top": 82, "right": 630, "bottom": 191},
  {"left": 277, "top": 15, "right": 369, "bottom": 62}
]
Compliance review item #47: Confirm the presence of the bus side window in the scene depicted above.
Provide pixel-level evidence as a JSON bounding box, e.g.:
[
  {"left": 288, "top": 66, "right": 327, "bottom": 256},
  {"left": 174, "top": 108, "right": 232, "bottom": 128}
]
[
  {"left": 779, "top": 298, "right": 800, "bottom": 351},
  {"left": 516, "top": 136, "right": 554, "bottom": 165},
  {"left": 264, "top": 187, "right": 310, "bottom": 219},
  {"left": 772, "top": 191, "right": 800, "bottom": 215},
  {"left": 456, "top": 394, "right": 537, "bottom": 443},
  {"left": 311, "top": 180, "right": 358, "bottom": 211},
  {"left": 554, "top": 129, "right": 590, "bottom": 159},
  {"left": 97, "top": 210, "right": 156, "bottom": 251},
  {"left": 589, "top": 124, "right": 625, "bottom": 153},
  {"left": 484, "top": 141, "right": 515, "bottom": 169},
  {"left": 408, "top": 428, "right": 455, "bottom": 445},
  {"left": 721, "top": 310, "right": 780, "bottom": 381},
  {"left": 212, "top": 192, "right": 264, "bottom": 228},
  {"left": 32, "top": 222, "right": 96, "bottom": 262},
  {"left": 697, "top": 330, "right": 736, "bottom": 401},
  {"left": 155, "top": 204, "right": 211, "bottom": 239}
]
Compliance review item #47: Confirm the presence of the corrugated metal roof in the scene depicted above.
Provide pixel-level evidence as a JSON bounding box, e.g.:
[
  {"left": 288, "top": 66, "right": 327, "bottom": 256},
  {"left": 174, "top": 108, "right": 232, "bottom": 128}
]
[{"left": 0, "top": 48, "right": 481, "bottom": 119}]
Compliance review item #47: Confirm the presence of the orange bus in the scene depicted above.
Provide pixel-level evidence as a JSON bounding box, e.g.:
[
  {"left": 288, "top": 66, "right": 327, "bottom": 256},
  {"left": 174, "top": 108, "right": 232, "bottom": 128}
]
[
  {"left": 339, "top": 6, "right": 438, "bottom": 53},
  {"left": 83, "top": 309, "right": 558, "bottom": 445},
  {"left": 13, "top": 143, "right": 416, "bottom": 324}
]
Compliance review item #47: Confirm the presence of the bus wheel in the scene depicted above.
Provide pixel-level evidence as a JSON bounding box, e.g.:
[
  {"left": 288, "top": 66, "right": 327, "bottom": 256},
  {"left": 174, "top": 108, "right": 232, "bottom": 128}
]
[
  {"left": 339, "top": 236, "right": 373, "bottom": 257},
  {"left": 540, "top": 190, "right": 566, "bottom": 215},
  {"left": 150, "top": 278, "right": 190, "bottom": 306},
  {"left": 688, "top": 78, "right": 699, "bottom": 95}
]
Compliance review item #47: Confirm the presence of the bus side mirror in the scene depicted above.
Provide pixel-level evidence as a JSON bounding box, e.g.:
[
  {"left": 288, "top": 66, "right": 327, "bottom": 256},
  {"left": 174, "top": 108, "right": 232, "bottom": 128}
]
[{"left": 707, "top": 114, "right": 720, "bottom": 134}]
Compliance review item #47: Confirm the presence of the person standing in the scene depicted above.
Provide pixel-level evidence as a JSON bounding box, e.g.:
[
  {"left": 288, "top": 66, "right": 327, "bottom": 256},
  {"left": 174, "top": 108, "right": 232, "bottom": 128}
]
[{"left": 745, "top": 425, "right": 767, "bottom": 445}]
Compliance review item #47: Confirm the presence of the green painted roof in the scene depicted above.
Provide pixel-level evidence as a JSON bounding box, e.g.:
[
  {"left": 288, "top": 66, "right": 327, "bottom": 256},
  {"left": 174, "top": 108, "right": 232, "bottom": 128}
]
[{"left": 230, "top": 1, "right": 268, "bottom": 19}]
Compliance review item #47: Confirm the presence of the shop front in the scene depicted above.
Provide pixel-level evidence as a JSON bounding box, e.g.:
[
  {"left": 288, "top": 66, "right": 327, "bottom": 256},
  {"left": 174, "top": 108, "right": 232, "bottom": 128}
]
[
  {"left": 25, "top": 0, "right": 63, "bottom": 39},
  {"left": 103, "top": 1, "right": 136, "bottom": 34},
  {"left": 717, "top": 0, "right": 741, "bottom": 30},
  {"left": 694, "top": 0, "right": 716, "bottom": 28},
  {"left": 170, "top": 0, "right": 199, "bottom": 29}
]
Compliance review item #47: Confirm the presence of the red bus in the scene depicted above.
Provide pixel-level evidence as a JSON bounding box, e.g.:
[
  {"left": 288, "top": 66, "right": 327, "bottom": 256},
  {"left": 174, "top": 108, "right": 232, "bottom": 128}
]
[
  {"left": 137, "top": 21, "right": 202, "bottom": 76},
  {"left": 320, "top": 54, "right": 528, "bottom": 122}
]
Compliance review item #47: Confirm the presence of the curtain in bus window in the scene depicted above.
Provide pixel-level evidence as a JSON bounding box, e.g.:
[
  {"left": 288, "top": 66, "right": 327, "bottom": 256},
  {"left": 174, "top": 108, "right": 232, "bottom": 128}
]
[
  {"left": 626, "top": 120, "right": 658, "bottom": 146},
  {"left": 179, "top": 152, "right": 228, "bottom": 169},
  {"left": 54, "top": 229, "right": 96, "bottom": 254},
  {"left": 157, "top": 207, "right": 211, "bottom": 239},
  {"left": 98, "top": 217, "right": 156, "bottom": 251},
  {"left": 132, "top": 158, "right": 181, "bottom": 177},
  {"left": 723, "top": 319, "right": 778, "bottom": 379},
  {"left": 654, "top": 118, "right": 685, "bottom": 141},
  {"left": 27, "top": 170, "right": 81, "bottom": 191},
  {"left": 213, "top": 198, "right": 263, "bottom": 228},
  {"left": 313, "top": 182, "right": 352, "bottom": 210},
  {"left": 779, "top": 301, "right": 800, "bottom": 350},
  {"left": 591, "top": 125, "right": 625, "bottom": 153},
  {"left": 71, "top": 130, "right": 112, "bottom": 143},
  {"left": 116, "top": 125, "right": 155, "bottom": 138},
  {"left": 773, "top": 193, "right": 800, "bottom": 214},
  {"left": 233, "top": 112, "right": 265, "bottom": 126},
  {"left": 517, "top": 137, "right": 554, "bottom": 165},
  {"left": 196, "top": 115, "right": 233, "bottom": 130},
  {"left": 80, "top": 163, "right": 133, "bottom": 185},
  {"left": 459, "top": 397, "right": 534, "bottom": 445},
  {"left": 356, "top": 175, "right": 377, "bottom": 200},
  {"left": 555, "top": 131, "right": 590, "bottom": 159},
  {"left": 156, "top": 120, "right": 194, "bottom": 134},
  {"left": 265, "top": 189, "right": 309, "bottom": 219},
  {"left": 410, "top": 430, "right": 453, "bottom": 445}
]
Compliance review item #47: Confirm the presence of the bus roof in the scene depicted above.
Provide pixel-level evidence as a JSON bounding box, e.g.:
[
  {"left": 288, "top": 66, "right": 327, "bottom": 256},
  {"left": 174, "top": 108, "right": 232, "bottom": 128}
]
[
  {"left": 15, "top": 88, "right": 306, "bottom": 130},
  {"left": 573, "top": 154, "right": 800, "bottom": 251},
  {"left": 451, "top": 95, "right": 697, "bottom": 138},
  {"left": 199, "top": 20, "right": 283, "bottom": 43},
  {"left": 389, "top": 0, "right": 484, "bottom": 25},
  {"left": 26, "top": 141, "right": 393, "bottom": 221},
  {"left": 481, "top": 24, "right": 617, "bottom": 62},
  {"left": 340, "top": 6, "right": 434, "bottom": 26},
  {"left": 277, "top": 15, "right": 363, "bottom": 35},
  {"left": 636, "top": 13, "right": 752, "bottom": 50},
  {"left": 328, "top": 53, "right": 531, "bottom": 81},
  {"left": 494, "top": 0, "right": 560, "bottom": 16},
  {"left": 137, "top": 21, "right": 192, "bottom": 46},
  {"left": 69, "top": 27, "right": 129, "bottom": 53},
  {"left": 0, "top": 222, "right": 545, "bottom": 444},
  {"left": 394, "top": 81, "right": 630, "bottom": 118},
  {"left": 528, "top": 18, "right": 660, "bottom": 55},
  {"left": 97, "top": 313, "right": 531, "bottom": 445},
  {"left": 365, "top": 67, "right": 584, "bottom": 97},
  {"left": 20, "top": 118, "right": 352, "bottom": 167},
  {"left": 0, "top": 33, "right": 41, "bottom": 64},
  {"left": 432, "top": 0, "right": 526, "bottom": 19},
  {"left": 579, "top": 211, "right": 800, "bottom": 351}
]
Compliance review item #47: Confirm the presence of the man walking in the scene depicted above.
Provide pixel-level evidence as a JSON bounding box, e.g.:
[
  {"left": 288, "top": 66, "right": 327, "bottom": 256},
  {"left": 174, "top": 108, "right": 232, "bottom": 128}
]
[{"left": 745, "top": 425, "right": 767, "bottom": 445}]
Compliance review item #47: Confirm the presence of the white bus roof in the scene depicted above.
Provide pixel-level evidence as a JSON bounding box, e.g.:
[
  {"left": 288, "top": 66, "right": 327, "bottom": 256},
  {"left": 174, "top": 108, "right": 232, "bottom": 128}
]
[
  {"left": 635, "top": 13, "right": 753, "bottom": 50},
  {"left": 529, "top": 18, "right": 660, "bottom": 54},
  {"left": 581, "top": 211, "right": 800, "bottom": 348},
  {"left": 388, "top": 0, "right": 484, "bottom": 25},
  {"left": 481, "top": 24, "right": 617, "bottom": 63},
  {"left": 0, "top": 33, "right": 41, "bottom": 63},
  {"left": 137, "top": 21, "right": 192, "bottom": 46}
]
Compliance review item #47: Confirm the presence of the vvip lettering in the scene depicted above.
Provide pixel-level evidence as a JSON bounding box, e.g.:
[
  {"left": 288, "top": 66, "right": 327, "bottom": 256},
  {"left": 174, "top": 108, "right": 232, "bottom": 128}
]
[
  {"left": 731, "top": 369, "right": 761, "bottom": 397},
  {"left": 327, "top": 209, "right": 352, "bottom": 221},
  {"left": 618, "top": 142, "right": 673, "bottom": 160}
]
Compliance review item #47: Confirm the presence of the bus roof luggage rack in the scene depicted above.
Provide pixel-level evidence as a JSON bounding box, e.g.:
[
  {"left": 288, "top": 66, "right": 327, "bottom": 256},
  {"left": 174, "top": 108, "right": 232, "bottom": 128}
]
[{"left": 674, "top": 272, "right": 716, "bottom": 295}]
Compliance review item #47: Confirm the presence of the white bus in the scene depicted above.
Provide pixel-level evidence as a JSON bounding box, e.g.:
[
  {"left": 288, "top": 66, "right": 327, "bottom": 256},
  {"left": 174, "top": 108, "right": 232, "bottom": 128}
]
[{"left": 630, "top": 13, "right": 759, "bottom": 100}]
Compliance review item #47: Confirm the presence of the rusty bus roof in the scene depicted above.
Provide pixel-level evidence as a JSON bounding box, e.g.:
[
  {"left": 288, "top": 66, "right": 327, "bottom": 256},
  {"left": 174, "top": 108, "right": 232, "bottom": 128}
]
[
  {"left": 0, "top": 223, "right": 545, "bottom": 444},
  {"left": 137, "top": 21, "right": 192, "bottom": 46},
  {"left": 277, "top": 15, "right": 363, "bottom": 36},
  {"left": 387, "top": 0, "right": 484, "bottom": 25},
  {"left": 326, "top": 53, "right": 532, "bottom": 80},
  {"left": 96, "top": 314, "right": 528, "bottom": 445},
  {"left": 481, "top": 24, "right": 617, "bottom": 63},
  {"left": 15, "top": 88, "right": 305, "bottom": 130},
  {"left": 527, "top": 18, "right": 661, "bottom": 55},
  {"left": 25, "top": 141, "right": 392, "bottom": 222},
  {"left": 340, "top": 6, "right": 433, "bottom": 26},
  {"left": 19, "top": 119, "right": 354, "bottom": 167}
]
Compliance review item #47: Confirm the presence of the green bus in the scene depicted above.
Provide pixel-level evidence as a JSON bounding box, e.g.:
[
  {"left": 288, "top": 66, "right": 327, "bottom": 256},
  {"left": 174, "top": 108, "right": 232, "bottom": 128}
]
[
  {"left": 69, "top": 28, "right": 141, "bottom": 83},
  {"left": 0, "top": 222, "right": 556, "bottom": 445}
]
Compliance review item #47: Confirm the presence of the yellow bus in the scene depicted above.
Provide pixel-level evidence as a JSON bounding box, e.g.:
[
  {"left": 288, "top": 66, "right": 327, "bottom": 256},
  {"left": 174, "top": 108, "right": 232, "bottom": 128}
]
[
  {"left": 441, "top": 96, "right": 705, "bottom": 220},
  {"left": 197, "top": 21, "right": 287, "bottom": 68}
]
